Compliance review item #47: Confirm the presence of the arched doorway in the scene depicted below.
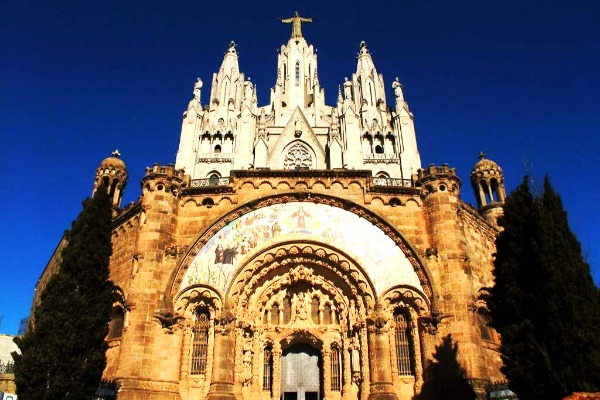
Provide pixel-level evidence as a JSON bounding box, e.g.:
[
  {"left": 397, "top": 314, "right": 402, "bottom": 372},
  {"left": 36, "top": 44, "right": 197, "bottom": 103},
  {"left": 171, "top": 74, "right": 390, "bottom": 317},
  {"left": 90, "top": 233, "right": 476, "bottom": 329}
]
[{"left": 282, "top": 343, "right": 322, "bottom": 400}]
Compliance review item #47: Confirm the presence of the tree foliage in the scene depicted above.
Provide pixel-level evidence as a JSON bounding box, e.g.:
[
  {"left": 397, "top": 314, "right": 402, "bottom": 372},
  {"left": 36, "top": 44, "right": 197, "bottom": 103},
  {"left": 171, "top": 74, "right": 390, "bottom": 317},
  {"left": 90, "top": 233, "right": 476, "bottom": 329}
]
[
  {"left": 490, "top": 176, "right": 600, "bottom": 400},
  {"left": 12, "top": 186, "right": 116, "bottom": 399}
]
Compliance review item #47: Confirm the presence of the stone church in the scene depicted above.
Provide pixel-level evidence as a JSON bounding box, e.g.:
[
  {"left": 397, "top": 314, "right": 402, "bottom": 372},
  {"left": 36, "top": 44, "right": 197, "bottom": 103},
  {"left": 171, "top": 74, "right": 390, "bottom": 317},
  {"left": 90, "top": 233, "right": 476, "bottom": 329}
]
[{"left": 37, "top": 13, "right": 509, "bottom": 400}]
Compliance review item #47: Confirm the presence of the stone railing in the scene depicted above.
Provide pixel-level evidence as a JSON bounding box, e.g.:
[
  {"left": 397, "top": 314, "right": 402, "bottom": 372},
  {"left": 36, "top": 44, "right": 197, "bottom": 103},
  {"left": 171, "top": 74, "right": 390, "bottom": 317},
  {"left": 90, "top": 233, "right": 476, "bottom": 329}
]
[
  {"left": 189, "top": 177, "right": 231, "bottom": 188},
  {"left": 372, "top": 177, "right": 413, "bottom": 188},
  {"left": 196, "top": 154, "right": 234, "bottom": 163},
  {"left": 363, "top": 154, "right": 399, "bottom": 164}
]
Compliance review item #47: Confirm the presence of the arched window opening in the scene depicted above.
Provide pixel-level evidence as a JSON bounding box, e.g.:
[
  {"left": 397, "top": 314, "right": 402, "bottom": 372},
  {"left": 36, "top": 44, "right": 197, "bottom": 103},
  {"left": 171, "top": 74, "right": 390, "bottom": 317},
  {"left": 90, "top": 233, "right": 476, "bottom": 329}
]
[
  {"left": 369, "top": 82, "right": 374, "bottom": 105},
  {"left": 323, "top": 304, "right": 332, "bottom": 325},
  {"left": 375, "top": 145, "right": 384, "bottom": 154},
  {"left": 208, "top": 173, "right": 219, "bottom": 187},
  {"left": 385, "top": 133, "right": 396, "bottom": 154},
  {"left": 311, "top": 297, "right": 319, "bottom": 324},
  {"left": 109, "top": 179, "right": 119, "bottom": 199},
  {"left": 107, "top": 306, "right": 124, "bottom": 340},
  {"left": 362, "top": 133, "right": 373, "bottom": 154},
  {"left": 283, "top": 297, "right": 292, "bottom": 324},
  {"left": 295, "top": 61, "right": 300, "bottom": 87},
  {"left": 477, "top": 311, "right": 493, "bottom": 342},
  {"left": 102, "top": 176, "right": 110, "bottom": 188},
  {"left": 263, "top": 346, "right": 273, "bottom": 393},
  {"left": 394, "top": 310, "right": 415, "bottom": 376},
  {"left": 191, "top": 310, "right": 210, "bottom": 375},
  {"left": 479, "top": 180, "right": 490, "bottom": 206},
  {"left": 490, "top": 178, "right": 500, "bottom": 203},
  {"left": 331, "top": 346, "right": 342, "bottom": 391},
  {"left": 214, "top": 144, "right": 222, "bottom": 155},
  {"left": 271, "top": 304, "right": 279, "bottom": 325}
]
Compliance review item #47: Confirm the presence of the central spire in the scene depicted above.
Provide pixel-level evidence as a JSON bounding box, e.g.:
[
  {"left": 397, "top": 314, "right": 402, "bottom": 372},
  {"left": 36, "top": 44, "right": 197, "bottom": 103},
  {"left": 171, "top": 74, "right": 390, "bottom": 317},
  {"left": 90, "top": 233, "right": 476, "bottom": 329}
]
[{"left": 280, "top": 11, "right": 314, "bottom": 39}]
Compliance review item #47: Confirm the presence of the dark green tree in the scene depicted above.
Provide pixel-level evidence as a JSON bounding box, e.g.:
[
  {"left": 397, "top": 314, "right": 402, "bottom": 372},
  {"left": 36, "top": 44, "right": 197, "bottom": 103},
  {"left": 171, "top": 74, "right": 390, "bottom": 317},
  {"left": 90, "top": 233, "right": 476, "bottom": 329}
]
[
  {"left": 489, "top": 176, "right": 600, "bottom": 400},
  {"left": 13, "top": 186, "right": 116, "bottom": 399}
]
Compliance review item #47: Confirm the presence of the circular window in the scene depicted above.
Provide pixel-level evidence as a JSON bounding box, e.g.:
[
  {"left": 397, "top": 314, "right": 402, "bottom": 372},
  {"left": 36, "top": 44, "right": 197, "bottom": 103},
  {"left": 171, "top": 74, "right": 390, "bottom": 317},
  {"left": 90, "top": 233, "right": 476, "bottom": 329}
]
[{"left": 283, "top": 143, "right": 313, "bottom": 170}]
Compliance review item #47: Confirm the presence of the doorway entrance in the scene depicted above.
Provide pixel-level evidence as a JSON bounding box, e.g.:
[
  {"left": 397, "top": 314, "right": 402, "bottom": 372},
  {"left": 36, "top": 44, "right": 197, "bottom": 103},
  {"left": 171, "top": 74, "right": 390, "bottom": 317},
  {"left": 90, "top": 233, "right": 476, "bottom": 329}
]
[{"left": 281, "top": 343, "right": 321, "bottom": 400}]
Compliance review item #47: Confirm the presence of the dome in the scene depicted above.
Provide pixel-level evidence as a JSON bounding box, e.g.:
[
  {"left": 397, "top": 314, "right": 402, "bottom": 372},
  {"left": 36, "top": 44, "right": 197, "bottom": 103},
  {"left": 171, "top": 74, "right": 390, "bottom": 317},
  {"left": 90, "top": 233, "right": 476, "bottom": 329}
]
[
  {"left": 471, "top": 152, "right": 502, "bottom": 179},
  {"left": 99, "top": 150, "right": 127, "bottom": 172}
]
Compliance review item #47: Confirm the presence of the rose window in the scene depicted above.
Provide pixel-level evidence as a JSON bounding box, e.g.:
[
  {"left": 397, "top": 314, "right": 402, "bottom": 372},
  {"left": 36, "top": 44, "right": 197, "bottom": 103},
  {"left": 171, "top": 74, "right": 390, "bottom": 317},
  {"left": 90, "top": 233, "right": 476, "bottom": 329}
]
[{"left": 283, "top": 144, "right": 313, "bottom": 169}]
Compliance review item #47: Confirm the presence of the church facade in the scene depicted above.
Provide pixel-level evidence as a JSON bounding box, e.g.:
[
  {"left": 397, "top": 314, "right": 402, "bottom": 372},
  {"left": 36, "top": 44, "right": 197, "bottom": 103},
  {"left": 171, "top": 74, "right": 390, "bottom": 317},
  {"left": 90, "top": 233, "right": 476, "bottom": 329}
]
[{"left": 37, "top": 14, "right": 508, "bottom": 400}]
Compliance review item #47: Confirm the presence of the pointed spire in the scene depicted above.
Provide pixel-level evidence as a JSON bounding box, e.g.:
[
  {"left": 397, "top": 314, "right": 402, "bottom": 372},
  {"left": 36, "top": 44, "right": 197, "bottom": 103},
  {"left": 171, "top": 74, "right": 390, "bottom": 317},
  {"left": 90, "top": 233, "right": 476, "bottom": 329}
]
[
  {"left": 358, "top": 41, "right": 371, "bottom": 58},
  {"left": 225, "top": 41, "right": 238, "bottom": 56}
]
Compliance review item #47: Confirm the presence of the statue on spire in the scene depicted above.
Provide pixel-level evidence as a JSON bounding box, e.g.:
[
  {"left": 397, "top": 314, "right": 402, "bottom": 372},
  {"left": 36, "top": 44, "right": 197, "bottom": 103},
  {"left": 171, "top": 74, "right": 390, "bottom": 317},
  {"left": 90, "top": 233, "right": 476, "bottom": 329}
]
[{"left": 280, "top": 11, "right": 313, "bottom": 39}]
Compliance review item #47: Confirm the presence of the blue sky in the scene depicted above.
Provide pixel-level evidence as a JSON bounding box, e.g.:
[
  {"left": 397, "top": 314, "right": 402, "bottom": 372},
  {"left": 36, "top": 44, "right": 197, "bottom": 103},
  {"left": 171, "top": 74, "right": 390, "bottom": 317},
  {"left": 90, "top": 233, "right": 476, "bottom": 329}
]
[{"left": 1, "top": 0, "right": 599, "bottom": 335}]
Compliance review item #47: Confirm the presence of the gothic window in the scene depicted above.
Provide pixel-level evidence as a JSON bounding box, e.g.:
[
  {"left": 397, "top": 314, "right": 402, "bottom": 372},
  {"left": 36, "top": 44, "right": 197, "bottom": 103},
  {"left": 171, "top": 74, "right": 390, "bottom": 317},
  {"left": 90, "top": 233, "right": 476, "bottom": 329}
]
[
  {"left": 311, "top": 297, "right": 319, "bottom": 324},
  {"left": 283, "top": 297, "right": 292, "bottom": 324},
  {"left": 263, "top": 346, "right": 273, "bottom": 392},
  {"left": 214, "top": 144, "right": 222, "bottom": 155},
  {"left": 107, "top": 306, "right": 124, "bottom": 340},
  {"left": 323, "top": 304, "right": 332, "bottom": 325},
  {"left": 331, "top": 346, "right": 342, "bottom": 391},
  {"left": 271, "top": 304, "right": 279, "bottom": 324},
  {"left": 362, "top": 133, "right": 373, "bottom": 154},
  {"left": 283, "top": 143, "right": 313, "bottom": 170},
  {"left": 295, "top": 61, "right": 300, "bottom": 86},
  {"left": 385, "top": 133, "right": 396, "bottom": 154},
  {"left": 191, "top": 310, "right": 210, "bottom": 375},
  {"left": 208, "top": 173, "right": 220, "bottom": 186},
  {"left": 374, "top": 133, "right": 384, "bottom": 154},
  {"left": 394, "top": 310, "right": 415, "bottom": 376}
]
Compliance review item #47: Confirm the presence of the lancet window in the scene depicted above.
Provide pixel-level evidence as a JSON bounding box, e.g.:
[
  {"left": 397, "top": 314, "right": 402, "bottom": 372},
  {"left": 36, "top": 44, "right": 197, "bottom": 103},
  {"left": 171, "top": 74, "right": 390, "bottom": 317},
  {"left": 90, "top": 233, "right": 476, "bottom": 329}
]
[
  {"left": 394, "top": 309, "right": 415, "bottom": 376},
  {"left": 331, "top": 346, "right": 342, "bottom": 391},
  {"left": 263, "top": 346, "right": 273, "bottom": 393},
  {"left": 191, "top": 310, "right": 210, "bottom": 375},
  {"left": 295, "top": 61, "right": 300, "bottom": 86}
]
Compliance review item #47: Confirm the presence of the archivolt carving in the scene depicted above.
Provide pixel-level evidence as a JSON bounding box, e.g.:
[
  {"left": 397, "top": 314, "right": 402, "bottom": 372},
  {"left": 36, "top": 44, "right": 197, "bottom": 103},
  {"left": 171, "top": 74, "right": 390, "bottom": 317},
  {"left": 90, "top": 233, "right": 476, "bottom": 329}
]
[
  {"left": 226, "top": 242, "right": 376, "bottom": 315},
  {"left": 169, "top": 193, "right": 434, "bottom": 303},
  {"left": 380, "top": 285, "right": 431, "bottom": 316},
  {"left": 174, "top": 284, "right": 223, "bottom": 321}
]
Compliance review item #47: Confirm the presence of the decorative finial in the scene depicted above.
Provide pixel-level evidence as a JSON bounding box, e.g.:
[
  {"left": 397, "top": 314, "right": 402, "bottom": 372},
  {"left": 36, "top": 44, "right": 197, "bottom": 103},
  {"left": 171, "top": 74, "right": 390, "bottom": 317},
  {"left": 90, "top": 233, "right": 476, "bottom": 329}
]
[
  {"left": 280, "top": 11, "right": 313, "bottom": 39},
  {"left": 479, "top": 151, "right": 486, "bottom": 160},
  {"left": 358, "top": 41, "right": 370, "bottom": 57},
  {"left": 112, "top": 149, "right": 121, "bottom": 158},
  {"left": 226, "top": 41, "right": 237, "bottom": 55}
]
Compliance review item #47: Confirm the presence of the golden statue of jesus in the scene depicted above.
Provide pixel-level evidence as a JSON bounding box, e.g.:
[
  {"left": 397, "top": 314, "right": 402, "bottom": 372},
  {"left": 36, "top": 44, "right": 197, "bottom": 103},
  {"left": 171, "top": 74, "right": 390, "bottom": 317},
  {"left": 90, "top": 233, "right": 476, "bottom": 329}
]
[{"left": 280, "top": 11, "right": 313, "bottom": 39}]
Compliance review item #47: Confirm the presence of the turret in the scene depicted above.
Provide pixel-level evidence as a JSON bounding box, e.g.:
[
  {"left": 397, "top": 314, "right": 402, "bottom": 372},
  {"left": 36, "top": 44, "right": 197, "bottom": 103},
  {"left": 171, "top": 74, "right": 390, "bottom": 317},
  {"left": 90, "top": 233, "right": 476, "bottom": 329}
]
[
  {"left": 94, "top": 150, "right": 128, "bottom": 208},
  {"left": 470, "top": 153, "right": 505, "bottom": 228}
]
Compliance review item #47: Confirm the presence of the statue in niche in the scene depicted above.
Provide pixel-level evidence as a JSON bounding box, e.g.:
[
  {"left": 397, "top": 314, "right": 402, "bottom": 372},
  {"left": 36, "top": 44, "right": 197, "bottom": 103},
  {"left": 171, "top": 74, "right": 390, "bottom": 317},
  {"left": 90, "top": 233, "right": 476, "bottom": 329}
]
[
  {"left": 295, "top": 292, "right": 308, "bottom": 320},
  {"left": 242, "top": 332, "right": 253, "bottom": 386}
]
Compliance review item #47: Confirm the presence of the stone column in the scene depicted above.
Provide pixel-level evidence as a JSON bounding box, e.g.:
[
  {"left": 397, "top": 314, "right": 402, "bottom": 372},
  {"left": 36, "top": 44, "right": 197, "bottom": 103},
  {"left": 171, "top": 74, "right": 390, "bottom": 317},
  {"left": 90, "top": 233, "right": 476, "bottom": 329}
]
[
  {"left": 207, "top": 314, "right": 237, "bottom": 400},
  {"left": 322, "top": 347, "right": 331, "bottom": 400},
  {"left": 367, "top": 308, "right": 398, "bottom": 400},
  {"left": 271, "top": 345, "right": 283, "bottom": 400}
]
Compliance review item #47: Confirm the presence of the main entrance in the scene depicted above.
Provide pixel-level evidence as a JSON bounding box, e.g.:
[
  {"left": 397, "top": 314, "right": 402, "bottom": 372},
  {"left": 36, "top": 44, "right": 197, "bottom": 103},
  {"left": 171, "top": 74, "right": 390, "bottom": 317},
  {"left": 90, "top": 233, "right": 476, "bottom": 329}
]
[{"left": 281, "top": 343, "right": 321, "bottom": 400}]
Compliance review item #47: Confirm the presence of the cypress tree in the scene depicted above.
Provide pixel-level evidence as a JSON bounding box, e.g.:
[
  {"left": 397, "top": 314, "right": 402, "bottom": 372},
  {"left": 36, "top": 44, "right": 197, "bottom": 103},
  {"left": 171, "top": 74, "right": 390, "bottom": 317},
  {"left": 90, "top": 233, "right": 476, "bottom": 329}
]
[
  {"left": 13, "top": 186, "right": 116, "bottom": 399},
  {"left": 489, "top": 176, "right": 600, "bottom": 400}
]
